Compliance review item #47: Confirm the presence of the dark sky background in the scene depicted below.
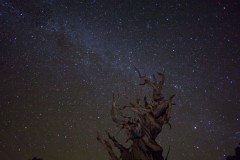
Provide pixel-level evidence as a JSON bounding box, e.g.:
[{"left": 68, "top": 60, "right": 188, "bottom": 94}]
[{"left": 0, "top": 0, "right": 240, "bottom": 160}]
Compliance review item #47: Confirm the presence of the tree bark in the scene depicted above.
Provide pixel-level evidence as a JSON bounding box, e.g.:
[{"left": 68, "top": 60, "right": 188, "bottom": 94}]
[{"left": 97, "top": 69, "right": 175, "bottom": 160}]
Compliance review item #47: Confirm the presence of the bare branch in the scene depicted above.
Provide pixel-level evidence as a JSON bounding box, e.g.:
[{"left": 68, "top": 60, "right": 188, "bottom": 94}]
[{"left": 98, "top": 69, "right": 175, "bottom": 160}]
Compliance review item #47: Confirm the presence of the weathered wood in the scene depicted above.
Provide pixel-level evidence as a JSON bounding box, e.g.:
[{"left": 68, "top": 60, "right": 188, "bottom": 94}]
[{"left": 98, "top": 69, "right": 175, "bottom": 160}]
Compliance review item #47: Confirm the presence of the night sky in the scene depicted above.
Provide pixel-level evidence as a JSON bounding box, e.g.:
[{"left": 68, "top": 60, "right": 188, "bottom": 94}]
[{"left": 0, "top": 0, "right": 240, "bottom": 160}]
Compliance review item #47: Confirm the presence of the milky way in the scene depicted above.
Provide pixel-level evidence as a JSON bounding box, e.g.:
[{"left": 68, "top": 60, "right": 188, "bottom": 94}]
[{"left": 0, "top": 1, "right": 240, "bottom": 160}]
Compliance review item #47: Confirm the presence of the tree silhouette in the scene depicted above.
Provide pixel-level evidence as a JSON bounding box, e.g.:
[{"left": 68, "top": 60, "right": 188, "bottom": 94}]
[
  {"left": 226, "top": 143, "right": 240, "bottom": 160},
  {"left": 97, "top": 68, "right": 175, "bottom": 160},
  {"left": 30, "top": 157, "right": 43, "bottom": 160}
]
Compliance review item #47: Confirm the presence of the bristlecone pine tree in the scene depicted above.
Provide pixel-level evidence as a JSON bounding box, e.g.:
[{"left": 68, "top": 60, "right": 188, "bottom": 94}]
[{"left": 97, "top": 68, "right": 175, "bottom": 160}]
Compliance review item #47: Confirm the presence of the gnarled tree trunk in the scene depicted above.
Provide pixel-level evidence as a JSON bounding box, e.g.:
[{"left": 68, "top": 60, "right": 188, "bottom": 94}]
[{"left": 97, "top": 68, "right": 175, "bottom": 160}]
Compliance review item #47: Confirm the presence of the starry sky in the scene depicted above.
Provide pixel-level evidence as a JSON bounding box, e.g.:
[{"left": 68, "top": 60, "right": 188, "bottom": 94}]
[{"left": 0, "top": 0, "right": 240, "bottom": 160}]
